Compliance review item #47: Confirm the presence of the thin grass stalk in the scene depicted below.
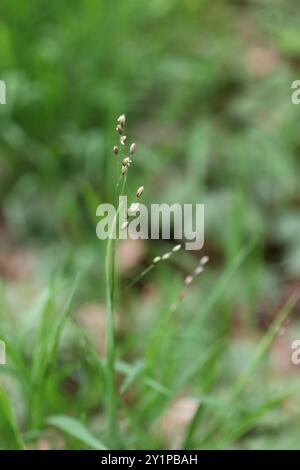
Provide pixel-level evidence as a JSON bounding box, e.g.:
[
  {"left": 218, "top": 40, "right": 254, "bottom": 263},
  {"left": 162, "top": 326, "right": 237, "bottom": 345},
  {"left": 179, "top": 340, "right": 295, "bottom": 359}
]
[
  {"left": 105, "top": 162, "right": 127, "bottom": 448},
  {"left": 105, "top": 234, "right": 119, "bottom": 448}
]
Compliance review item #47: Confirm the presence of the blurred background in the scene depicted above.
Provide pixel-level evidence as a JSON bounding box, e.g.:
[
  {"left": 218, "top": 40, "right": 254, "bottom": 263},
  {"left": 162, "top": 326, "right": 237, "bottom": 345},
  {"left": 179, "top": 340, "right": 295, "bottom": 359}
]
[{"left": 1, "top": 0, "right": 300, "bottom": 450}]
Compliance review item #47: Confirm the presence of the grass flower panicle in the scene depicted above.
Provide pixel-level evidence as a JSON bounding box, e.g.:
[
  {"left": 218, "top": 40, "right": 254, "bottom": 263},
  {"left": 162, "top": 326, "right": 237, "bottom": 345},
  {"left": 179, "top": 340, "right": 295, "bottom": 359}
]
[{"left": 105, "top": 115, "right": 211, "bottom": 449}]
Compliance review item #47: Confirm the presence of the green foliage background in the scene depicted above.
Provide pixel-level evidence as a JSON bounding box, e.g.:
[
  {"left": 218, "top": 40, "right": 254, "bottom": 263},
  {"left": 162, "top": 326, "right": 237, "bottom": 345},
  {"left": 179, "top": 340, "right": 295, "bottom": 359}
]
[{"left": 0, "top": 0, "right": 300, "bottom": 450}]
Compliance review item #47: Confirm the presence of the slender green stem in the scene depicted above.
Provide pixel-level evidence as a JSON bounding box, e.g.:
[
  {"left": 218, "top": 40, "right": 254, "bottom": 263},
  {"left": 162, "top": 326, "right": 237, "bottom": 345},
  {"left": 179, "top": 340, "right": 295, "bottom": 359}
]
[
  {"left": 105, "top": 235, "right": 119, "bottom": 448},
  {"left": 105, "top": 174, "right": 127, "bottom": 449},
  {"left": 123, "top": 264, "right": 155, "bottom": 292}
]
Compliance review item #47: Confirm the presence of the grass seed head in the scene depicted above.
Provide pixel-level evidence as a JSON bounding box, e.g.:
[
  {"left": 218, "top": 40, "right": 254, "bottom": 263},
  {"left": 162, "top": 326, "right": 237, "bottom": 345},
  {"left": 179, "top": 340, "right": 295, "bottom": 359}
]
[
  {"left": 128, "top": 203, "right": 140, "bottom": 216},
  {"left": 185, "top": 275, "right": 194, "bottom": 285},
  {"left": 194, "top": 266, "right": 204, "bottom": 275},
  {"left": 172, "top": 244, "right": 182, "bottom": 252},
  {"left": 120, "top": 135, "right": 127, "bottom": 145},
  {"left": 153, "top": 256, "right": 161, "bottom": 264},
  {"left": 130, "top": 143, "right": 136, "bottom": 155},
  {"left": 162, "top": 252, "right": 172, "bottom": 260},
  {"left": 136, "top": 186, "right": 144, "bottom": 198},
  {"left": 200, "top": 255, "right": 209, "bottom": 266},
  {"left": 121, "top": 221, "right": 129, "bottom": 230},
  {"left": 113, "top": 145, "right": 119, "bottom": 155},
  {"left": 116, "top": 125, "right": 123, "bottom": 134},
  {"left": 117, "top": 114, "right": 126, "bottom": 127},
  {"left": 122, "top": 157, "right": 132, "bottom": 167}
]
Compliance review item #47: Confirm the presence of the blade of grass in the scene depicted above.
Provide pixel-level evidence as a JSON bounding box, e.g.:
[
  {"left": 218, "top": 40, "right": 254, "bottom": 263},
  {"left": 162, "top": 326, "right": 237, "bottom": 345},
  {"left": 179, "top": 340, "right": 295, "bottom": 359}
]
[
  {"left": 230, "top": 296, "right": 298, "bottom": 400},
  {"left": 216, "top": 392, "right": 293, "bottom": 448},
  {"left": 193, "top": 296, "right": 298, "bottom": 448},
  {"left": 29, "top": 277, "right": 79, "bottom": 428},
  {"left": 0, "top": 386, "right": 24, "bottom": 450},
  {"left": 188, "top": 238, "right": 257, "bottom": 335},
  {"left": 48, "top": 415, "right": 108, "bottom": 450}
]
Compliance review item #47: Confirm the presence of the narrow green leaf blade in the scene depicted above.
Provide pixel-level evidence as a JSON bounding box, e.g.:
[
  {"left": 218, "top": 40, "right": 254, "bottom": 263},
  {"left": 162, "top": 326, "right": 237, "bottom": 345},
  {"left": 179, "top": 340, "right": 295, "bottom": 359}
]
[
  {"left": 48, "top": 415, "right": 108, "bottom": 450},
  {"left": 0, "top": 386, "right": 24, "bottom": 450}
]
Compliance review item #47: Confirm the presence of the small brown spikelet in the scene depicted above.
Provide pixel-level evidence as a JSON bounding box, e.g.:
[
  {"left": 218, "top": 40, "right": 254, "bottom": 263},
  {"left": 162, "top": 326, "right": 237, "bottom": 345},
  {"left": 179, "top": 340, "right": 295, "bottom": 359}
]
[
  {"left": 130, "top": 143, "right": 136, "bottom": 155},
  {"left": 194, "top": 266, "right": 204, "bottom": 275},
  {"left": 184, "top": 275, "right": 193, "bottom": 285},
  {"left": 121, "top": 221, "right": 129, "bottom": 230},
  {"left": 172, "top": 244, "right": 181, "bottom": 252},
  {"left": 117, "top": 114, "right": 126, "bottom": 127},
  {"left": 200, "top": 256, "right": 209, "bottom": 266},
  {"left": 122, "top": 157, "right": 132, "bottom": 166},
  {"left": 136, "top": 186, "right": 144, "bottom": 198}
]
